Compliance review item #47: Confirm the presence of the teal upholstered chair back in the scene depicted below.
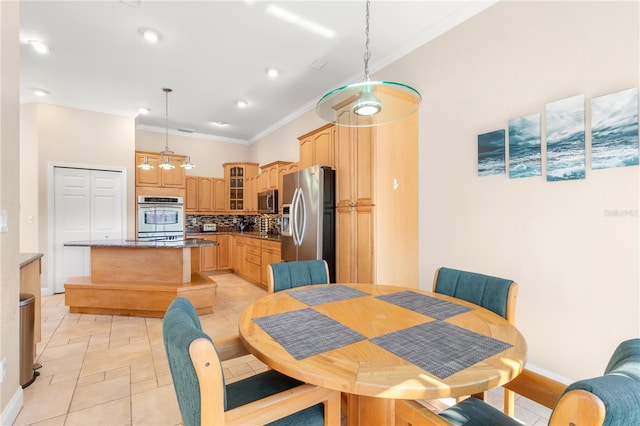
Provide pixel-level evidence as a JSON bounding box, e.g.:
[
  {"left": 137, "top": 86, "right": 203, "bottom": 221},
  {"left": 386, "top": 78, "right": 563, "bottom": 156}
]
[
  {"left": 433, "top": 267, "right": 518, "bottom": 323},
  {"left": 550, "top": 338, "right": 640, "bottom": 426},
  {"left": 163, "top": 297, "right": 223, "bottom": 426},
  {"left": 268, "top": 260, "right": 330, "bottom": 293}
]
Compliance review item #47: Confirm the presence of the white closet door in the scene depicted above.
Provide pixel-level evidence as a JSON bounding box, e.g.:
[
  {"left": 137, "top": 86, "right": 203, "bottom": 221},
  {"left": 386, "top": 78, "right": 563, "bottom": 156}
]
[{"left": 53, "top": 167, "right": 124, "bottom": 293}]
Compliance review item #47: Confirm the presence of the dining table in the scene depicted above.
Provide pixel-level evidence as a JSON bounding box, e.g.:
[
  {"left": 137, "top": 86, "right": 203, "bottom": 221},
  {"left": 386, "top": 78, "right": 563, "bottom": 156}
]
[{"left": 238, "top": 283, "right": 527, "bottom": 426}]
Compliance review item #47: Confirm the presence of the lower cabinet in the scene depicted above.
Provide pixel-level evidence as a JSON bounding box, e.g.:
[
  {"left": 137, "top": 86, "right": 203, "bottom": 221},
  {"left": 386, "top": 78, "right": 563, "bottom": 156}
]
[
  {"left": 200, "top": 234, "right": 232, "bottom": 272},
  {"left": 232, "top": 235, "right": 281, "bottom": 288},
  {"left": 261, "top": 240, "right": 281, "bottom": 288}
]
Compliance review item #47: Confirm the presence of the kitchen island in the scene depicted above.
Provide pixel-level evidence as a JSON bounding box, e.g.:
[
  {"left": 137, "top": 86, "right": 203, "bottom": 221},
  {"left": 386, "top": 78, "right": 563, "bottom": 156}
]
[{"left": 64, "top": 238, "right": 218, "bottom": 318}]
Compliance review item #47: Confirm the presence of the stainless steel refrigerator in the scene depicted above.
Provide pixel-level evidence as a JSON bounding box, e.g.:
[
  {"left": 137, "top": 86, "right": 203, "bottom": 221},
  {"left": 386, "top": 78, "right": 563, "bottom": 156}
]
[{"left": 281, "top": 165, "right": 335, "bottom": 282}]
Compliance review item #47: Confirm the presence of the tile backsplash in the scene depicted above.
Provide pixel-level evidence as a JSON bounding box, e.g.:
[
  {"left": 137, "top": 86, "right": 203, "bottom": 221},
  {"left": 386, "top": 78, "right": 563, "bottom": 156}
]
[{"left": 186, "top": 214, "right": 281, "bottom": 234}]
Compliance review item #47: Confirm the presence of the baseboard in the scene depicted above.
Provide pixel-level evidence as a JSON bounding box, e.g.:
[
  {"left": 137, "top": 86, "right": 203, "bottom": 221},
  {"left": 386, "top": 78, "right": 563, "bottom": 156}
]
[{"left": 1, "top": 386, "right": 23, "bottom": 426}]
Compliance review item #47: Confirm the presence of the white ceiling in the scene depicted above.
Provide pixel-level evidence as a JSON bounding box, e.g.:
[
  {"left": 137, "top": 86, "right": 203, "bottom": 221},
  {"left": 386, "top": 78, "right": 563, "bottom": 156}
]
[{"left": 20, "top": 0, "right": 494, "bottom": 144}]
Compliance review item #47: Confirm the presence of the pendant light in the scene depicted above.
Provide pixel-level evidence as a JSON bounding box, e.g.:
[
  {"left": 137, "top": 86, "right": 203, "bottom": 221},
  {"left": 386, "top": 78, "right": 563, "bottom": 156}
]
[
  {"left": 316, "top": 0, "right": 421, "bottom": 127},
  {"left": 138, "top": 88, "right": 195, "bottom": 170}
]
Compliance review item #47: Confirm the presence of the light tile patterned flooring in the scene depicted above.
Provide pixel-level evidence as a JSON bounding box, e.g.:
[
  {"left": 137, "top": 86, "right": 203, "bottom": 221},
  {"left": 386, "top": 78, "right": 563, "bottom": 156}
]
[{"left": 15, "top": 274, "right": 551, "bottom": 425}]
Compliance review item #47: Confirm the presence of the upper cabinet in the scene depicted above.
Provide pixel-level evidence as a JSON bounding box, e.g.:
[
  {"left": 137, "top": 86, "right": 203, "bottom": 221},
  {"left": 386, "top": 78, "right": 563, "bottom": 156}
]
[
  {"left": 135, "top": 151, "right": 186, "bottom": 189},
  {"left": 223, "top": 163, "right": 259, "bottom": 213},
  {"left": 298, "top": 124, "right": 335, "bottom": 170},
  {"left": 186, "top": 176, "right": 227, "bottom": 214}
]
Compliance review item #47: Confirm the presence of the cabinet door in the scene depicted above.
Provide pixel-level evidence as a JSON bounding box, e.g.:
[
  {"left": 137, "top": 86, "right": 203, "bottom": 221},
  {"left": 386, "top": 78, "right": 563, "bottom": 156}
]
[
  {"left": 335, "top": 122, "right": 353, "bottom": 209},
  {"left": 198, "top": 177, "right": 214, "bottom": 213},
  {"left": 217, "top": 235, "right": 230, "bottom": 269},
  {"left": 261, "top": 250, "right": 271, "bottom": 287},
  {"left": 299, "top": 137, "right": 314, "bottom": 169},
  {"left": 185, "top": 176, "right": 198, "bottom": 212},
  {"left": 268, "top": 166, "right": 278, "bottom": 189},
  {"left": 135, "top": 153, "right": 160, "bottom": 187},
  {"left": 313, "top": 126, "right": 334, "bottom": 169},
  {"left": 246, "top": 175, "right": 255, "bottom": 213},
  {"left": 336, "top": 206, "right": 353, "bottom": 283},
  {"left": 213, "top": 178, "right": 226, "bottom": 212},
  {"left": 200, "top": 237, "right": 218, "bottom": 272},
  {"left": 335, "top": 110, "right": 373, "bottom": 207},
  {"left": 336, "top": 205, "right": 373, "bottom": 283},
  {"left": 161, "top": 157, "right": 186, "bottom": 188}
]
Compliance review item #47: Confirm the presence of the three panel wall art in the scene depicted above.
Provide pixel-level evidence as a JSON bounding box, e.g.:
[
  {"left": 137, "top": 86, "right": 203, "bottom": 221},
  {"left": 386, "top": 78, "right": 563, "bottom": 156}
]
[{"left": 477, "top": 88, "right": 639, "bottom": 181}]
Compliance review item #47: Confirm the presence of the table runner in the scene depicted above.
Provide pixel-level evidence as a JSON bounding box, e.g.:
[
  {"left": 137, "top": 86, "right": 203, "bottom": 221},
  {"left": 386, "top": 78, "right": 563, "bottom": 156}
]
[
  {"left": 287, "top": 285, "right": 369, "bottom": 306},
  {"left": 371, "top": 320, "right": 513, "bottom": 379},
  {"left": 253, "top": 308, "right": 367, "bottom": 359},
  {"left": 377, "top": 291, "right": 472, "bottom": 320}
]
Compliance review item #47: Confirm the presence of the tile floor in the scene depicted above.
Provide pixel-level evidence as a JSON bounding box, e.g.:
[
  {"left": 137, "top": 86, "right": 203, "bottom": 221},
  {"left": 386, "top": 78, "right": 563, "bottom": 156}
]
[{"left": 15, "top": 274, "right": 551, "bottom": 425}]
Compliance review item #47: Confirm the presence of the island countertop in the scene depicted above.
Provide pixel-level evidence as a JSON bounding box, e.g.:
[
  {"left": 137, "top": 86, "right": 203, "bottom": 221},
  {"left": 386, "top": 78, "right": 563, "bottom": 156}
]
[{"left": 64, "top": 238, "right": 218, "bottom": 249}]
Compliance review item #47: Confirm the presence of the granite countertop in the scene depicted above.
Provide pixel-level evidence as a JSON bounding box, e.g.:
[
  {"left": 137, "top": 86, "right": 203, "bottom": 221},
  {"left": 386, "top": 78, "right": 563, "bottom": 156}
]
[
  {"left": 64, "top": 238, "right": 219, "bottom": 249},
  {"left": 187, "top": 230, "right": 282, "bottom": 242},
  {"left": 20, "top": 253, "right": 44, "bottom": 268}
]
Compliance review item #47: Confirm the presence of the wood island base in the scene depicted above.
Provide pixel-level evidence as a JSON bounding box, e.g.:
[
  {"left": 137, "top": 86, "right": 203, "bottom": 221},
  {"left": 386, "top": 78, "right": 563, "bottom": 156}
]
[{"left": 65, "top": 273, "right": 216, "bottom": 318}]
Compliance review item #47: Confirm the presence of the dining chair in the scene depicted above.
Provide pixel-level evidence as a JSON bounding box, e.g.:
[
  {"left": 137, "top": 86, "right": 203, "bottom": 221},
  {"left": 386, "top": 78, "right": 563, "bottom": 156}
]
[
  {"left": 268, "top": 259, "right": 330, "bottom": 293},
  {"left": 405, "top": 338, "right": 640, "bottom": 426},
  {"left": 162, "top": 297, "right": 341, "bottom": 426}
]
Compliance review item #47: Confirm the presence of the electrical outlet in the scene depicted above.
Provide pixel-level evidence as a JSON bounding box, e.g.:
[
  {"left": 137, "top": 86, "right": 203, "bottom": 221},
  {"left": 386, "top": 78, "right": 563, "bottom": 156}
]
[
  {"left": 232, "top": 217, "right": 238, "bottom": 223},
  {"left": 0, "top": 357, "right": 6, "bottom": 383}
]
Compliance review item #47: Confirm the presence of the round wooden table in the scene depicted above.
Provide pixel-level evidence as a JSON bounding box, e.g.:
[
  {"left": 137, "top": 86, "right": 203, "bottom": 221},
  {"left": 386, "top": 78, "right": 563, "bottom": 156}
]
[{"left": 238, "top": 284, "right": 527, "bottom": 426}]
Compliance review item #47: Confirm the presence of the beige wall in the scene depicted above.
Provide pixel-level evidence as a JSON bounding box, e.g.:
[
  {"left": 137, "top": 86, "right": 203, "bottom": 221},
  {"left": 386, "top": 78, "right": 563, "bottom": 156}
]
[
  {"left": 373, "top": 1, "right": 637, "bottom": 380},
  {"left": 1, "top": 0, "right": 22, "bottom": 420},
  {"left": 20, "top": 104, "right": 136, "bottom": 293},
  {"left": 136, "top": 129, "right": 251, "bottom": 177}
]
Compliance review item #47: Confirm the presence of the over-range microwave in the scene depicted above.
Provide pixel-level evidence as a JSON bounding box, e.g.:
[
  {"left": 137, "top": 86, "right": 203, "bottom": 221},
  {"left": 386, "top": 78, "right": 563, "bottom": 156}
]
[{"left": 258, "top": 189, "right": 278, "bottom": 214}]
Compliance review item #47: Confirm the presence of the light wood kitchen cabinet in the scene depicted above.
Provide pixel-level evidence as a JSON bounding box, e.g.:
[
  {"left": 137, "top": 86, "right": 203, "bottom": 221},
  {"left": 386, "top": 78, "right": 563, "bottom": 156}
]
[
  {"left": 200, "top": 235, "right": 218, "bottom": 272},
  {"left": 246, "top": 175, "right": 257, "bottom": 213},
  {"left": 135, "top": 151, "right": 186, "bottom": 189},
  {"left": 185, "top": 176, "right": 215, "bottom": 213},
  {"left": 260, "top": 161, "right": 292, "bottom": 191},
  {"left": 223, "top": 163, "right": 259, "bottom": 213},
  {"left": 334, "top": 110, "right": 418, "bottom": 287},
  {"left": 277, "top": 162, "right": 299, "bottom": 212},
  {"left": 234, "top": 236, "right": 262, "bottom": 284},
  {"left": 260, "top": 240, "right": 281, "bottom": 288},
  {"left": 213, "top": 178, "right": 226, "bottom": 212},
  {"left": 217, "top": 234, "right": 231, "bottom": 270},
  {"left": 298, "top": 124, "right": 335, "bottom": 170}
]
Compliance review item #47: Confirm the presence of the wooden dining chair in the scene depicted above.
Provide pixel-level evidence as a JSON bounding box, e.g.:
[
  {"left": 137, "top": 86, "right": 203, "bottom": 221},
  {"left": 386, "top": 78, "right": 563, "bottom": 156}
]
[
  {"left": 162, "top": 297, "right": 341, "bottom": 426},
  {"left": 398, "top": 338, "right": 640, "bottom": 426},
  {"left": 268, "top": 259, "right": 330, "bottom": 293}
]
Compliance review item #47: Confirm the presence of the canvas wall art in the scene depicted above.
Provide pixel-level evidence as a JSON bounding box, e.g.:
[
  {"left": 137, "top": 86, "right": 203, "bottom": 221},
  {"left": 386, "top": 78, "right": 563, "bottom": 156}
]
[
  {"left": 508, "top": 113, "right": 541, "bottom": 178},
  {"left": 591, "top": 88, "right": 639, "bottom": 170},
  {"left": 546, "top": 94, "right": 585, "bottom": 181},
  {"left": 478, "top": 129, "right": 505, "bottom": 176}
]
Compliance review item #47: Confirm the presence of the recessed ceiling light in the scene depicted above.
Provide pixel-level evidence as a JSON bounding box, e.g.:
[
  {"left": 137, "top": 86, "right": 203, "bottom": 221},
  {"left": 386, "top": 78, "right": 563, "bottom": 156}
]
[
  {"left": 236, "top": 100, "right": 248, "bottom": 108},
  {"left": 266, "top": 68, "right": 280, "bottom": 78},
  {"left": 28, "top": 40, "right": 49, "bottom": 54},
  {"left": 212, "top": 121, "right": 227, "bottom": 127},
  {"left": 33, "top": 88, "right": 49, "bottom": 97},
  {"left": 138, "top": 107, "right": 150, "bottom": 114},
  {"left": 139, "top": 28, "right": 161, "bottom": 43}
]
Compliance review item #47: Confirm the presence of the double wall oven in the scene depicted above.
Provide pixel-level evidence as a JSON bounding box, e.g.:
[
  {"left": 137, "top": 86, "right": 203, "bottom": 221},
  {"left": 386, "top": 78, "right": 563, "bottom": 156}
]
[{"left": 137, "top": 195, "right": 184, "bottom": 241}]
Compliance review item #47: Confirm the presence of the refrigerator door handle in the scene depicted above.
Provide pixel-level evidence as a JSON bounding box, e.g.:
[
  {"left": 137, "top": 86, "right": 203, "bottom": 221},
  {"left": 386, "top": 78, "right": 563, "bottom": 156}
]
[
  {"left": 291, "top": 188, "right": 301, "bottom": 246},
  {"left": 297, "top": 189, "right": 307, "bottom": 246}
]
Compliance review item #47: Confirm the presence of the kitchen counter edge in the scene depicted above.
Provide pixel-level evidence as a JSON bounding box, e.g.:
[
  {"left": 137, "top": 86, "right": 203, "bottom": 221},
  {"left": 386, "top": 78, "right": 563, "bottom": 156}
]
[
  {"left": 187, "top": 231, "right": 281, "bottom": 242},
  {"left": 64, "top": 238, "right": 219, "bottom": 249}
]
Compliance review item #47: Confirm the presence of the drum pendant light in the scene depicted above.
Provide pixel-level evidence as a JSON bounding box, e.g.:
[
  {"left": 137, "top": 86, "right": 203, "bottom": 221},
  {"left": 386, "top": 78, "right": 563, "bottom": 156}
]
[{"left": 316, "top": 0, "right": 421, "bottom": 127}]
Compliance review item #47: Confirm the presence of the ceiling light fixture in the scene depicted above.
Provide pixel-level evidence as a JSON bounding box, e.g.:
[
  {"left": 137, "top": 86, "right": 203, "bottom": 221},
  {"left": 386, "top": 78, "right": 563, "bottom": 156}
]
[
  {"left": 33, "top": 88, "right": 49, "bottom": 97},
  {"left": 139, "top": 28, "right": 160, "bottom": 43},
  {"left": 316, "top": 0, "right": 421, "bottom": 127},
  {"left": 266, "top": 68, "right": 279, "bottom": 78},
  {"left": 236, "top": 100, "right": 248, "bottom": 108},
  {"left": 138, "top": 88, "right": 195, "bottom": 171},
  {"left": 28, "top": 40, "right": 49, "bottom": 54},
  {"left": 138, "top": 107, "right": 150, "bottom": 114},
  {"left": 212, "top": 121, "right": 227, "bottom": 127}
]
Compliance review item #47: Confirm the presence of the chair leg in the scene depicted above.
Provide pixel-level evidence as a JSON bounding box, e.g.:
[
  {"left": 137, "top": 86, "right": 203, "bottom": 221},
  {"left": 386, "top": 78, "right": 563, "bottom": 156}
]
[
  {"left": 470, "top": 392, "right": 486, "bottom": 400},
  {"left": 504, "top": 388, "right": 515, "bottom": 416}
]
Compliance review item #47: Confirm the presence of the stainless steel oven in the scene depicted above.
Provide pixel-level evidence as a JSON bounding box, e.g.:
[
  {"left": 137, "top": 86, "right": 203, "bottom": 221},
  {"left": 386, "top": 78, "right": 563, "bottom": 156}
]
[{"left": 137, "top": 195, "right": 184, "bottom": 241}]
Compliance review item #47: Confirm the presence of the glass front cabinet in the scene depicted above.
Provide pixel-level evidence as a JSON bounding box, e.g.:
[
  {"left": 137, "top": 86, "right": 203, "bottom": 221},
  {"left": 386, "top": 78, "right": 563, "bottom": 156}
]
[{"left": 223, "top": 163, "right": 258, "bottom": 212}]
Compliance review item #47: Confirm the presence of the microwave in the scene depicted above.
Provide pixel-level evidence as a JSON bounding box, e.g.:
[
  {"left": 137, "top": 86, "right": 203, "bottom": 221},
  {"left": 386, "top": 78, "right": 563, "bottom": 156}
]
[{"left": 258, "top": 190, "right": 278, "bottom": 214}]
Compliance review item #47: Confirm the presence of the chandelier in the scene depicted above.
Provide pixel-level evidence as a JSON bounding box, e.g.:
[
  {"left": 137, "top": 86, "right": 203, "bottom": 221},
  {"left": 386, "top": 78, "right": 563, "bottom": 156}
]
[
  {"left": 137, "top": 88, "right": 195, "bottom": 170},
  {"left": 316, "top": 0, "right": 421, "bottom": 127}
]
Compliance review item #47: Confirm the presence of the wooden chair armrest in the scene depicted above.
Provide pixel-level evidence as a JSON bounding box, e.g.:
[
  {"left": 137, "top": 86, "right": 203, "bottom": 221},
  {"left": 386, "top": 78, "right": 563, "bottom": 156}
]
[
  {"left": 212, "top": 335, "right": 249, "bottom": 361},
  {"left": 225, "top": 384, "right": 341, "bottom": 426},
  {"left": 504, "top": 369, "right": 567, "bottom": 409},
  {"left": 549, "top": 389, "right": 606, "bottom": 426},
  {"left": 395, "top": 399, "right": 451, "bottom": 426}
]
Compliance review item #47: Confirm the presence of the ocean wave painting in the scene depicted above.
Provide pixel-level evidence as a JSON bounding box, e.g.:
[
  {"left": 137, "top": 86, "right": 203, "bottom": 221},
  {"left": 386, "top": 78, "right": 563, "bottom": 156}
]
[
  {"left": 478, "top": 129, "right": 505, "bottom": 176},
  {"left": 591, "top": 88, "right": 639, "bottom": 170},
  {"left": 546, "top": 95, "right": 585, "bottom": 182},
  {"left": 509, "top": 113, "right": 541, "bottom": 178}
]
